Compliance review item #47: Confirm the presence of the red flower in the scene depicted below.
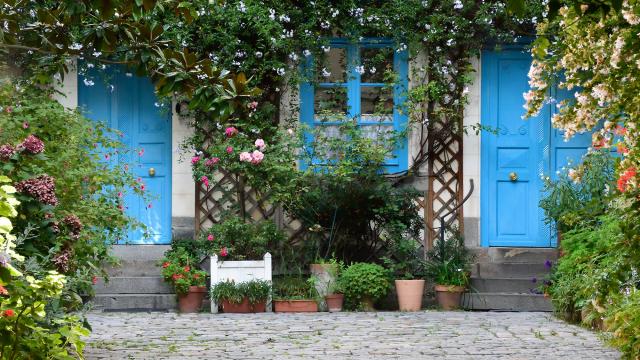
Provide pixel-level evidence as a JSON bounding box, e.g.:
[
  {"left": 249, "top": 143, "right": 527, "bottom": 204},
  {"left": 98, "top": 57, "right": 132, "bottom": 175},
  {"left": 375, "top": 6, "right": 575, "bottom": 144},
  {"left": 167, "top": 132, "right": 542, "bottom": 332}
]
[
  {"left": 226, "top": 146, "right": 233, "bottom": 154},
  {"left": 207, "top": 234, "right": 214, "bottom": 241},
  {"left": 162, "top": 262, "right": 170, "bottom": 268},
  {"left": 220, "top": 247, "right": 228, "bottom": 257},
  {"left": 172, "top": 274, "right": 183, "bottom": 281},
  {"left": 617, "top": 143, "right": 630, "bottom": 155},
  {"left": 183, "top": 266, "right": 190, "bottom": 272},
  {"left": 0, "top": 285, "right": 8, "bottom": 296},
  {"left": 615, "top": 125, "right": 628, "bottom": 136},
  {"left": 2, "top": 309, "right": 15, "bottom": 317},
  {"left": 92, "top": 276, "right": 98, "bottom": 285},
  {"left": 194, "top": 274, "right": 200, "bottom": 279},
  {"left": 617, "top": 167, "right": 637, "bottom": 193}
]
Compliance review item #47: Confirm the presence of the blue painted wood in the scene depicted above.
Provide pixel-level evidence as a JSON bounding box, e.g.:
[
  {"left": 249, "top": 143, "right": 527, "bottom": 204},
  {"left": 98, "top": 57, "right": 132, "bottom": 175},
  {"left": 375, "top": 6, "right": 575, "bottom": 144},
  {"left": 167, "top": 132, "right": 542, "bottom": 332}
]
[
  {"left": 78, "top": 67, "right": 172, "bottom": 244},
  {"left": 299, "top": 39, "right": 408, "bottom": 172},
  {"left": 481, "top": 49, "right": 550, "bottom": 247},
  {"left": 481, "top": 50, "right": 593, "bottom": 248}
]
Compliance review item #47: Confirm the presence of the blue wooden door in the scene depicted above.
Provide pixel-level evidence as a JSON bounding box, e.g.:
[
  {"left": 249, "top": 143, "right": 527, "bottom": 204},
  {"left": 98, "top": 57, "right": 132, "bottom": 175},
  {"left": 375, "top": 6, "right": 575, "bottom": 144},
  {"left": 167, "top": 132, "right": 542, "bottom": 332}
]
[
  {"left": 78, "top": 68, "right": 172, "bottom": 244},
  {"left": 481, "top": 50, "right": 592, "bottom": 247}
]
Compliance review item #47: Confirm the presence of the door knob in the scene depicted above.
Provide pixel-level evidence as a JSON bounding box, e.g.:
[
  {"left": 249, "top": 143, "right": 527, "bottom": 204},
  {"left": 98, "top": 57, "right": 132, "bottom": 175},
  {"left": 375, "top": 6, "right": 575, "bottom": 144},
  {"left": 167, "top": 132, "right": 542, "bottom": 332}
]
[
  {"left": 509, "top": 172, "right": 518, "bottom": 181},
  {"left": 149, "top": 167, "right": 156, "bottom": 177}
]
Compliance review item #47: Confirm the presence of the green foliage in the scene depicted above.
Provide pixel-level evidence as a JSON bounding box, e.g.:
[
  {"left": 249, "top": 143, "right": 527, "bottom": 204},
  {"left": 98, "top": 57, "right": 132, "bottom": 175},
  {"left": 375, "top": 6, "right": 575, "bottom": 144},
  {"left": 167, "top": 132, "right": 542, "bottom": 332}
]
[
  {"left": 424, "top": 228, "right": 474, "bottom": 287},
  {"left": 337, "top": 263, "right": 391, "bottom": 309},
  {"left": 283, "top": 121, "right": 423, "bottom": 263},
  {"left": 197, "top": 216, "right": 289, "bottom": 263},
  {"left": 159, "top": 247, "right": 207, "bottom": 295},
  {"left": 539, "top": 150, "right": 617, "bottom": 232},
  {"left": 272, "top": 276, "right": 319, "bottom": 301},
  {"left": 210, "top": 279, "right": 271, "bottom": 305},
  {"left": 0, "top": 84, "right": 146, "bottom": 296},
  {"left": 383, "top": 236, "right": 425, "bottom": 280},
  {"left": 606, "top": 290, "right": 640, "bottom": 358}
]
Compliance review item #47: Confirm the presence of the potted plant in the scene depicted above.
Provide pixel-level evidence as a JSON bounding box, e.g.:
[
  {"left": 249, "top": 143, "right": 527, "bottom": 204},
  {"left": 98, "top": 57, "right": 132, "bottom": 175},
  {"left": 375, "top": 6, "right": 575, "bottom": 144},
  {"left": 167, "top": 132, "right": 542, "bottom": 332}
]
[
  {"left": 309, "top": 258, "right": 343, "bottom": 311},
  {"left": 210, "top": 279, "right": 271, "bottom": 313},
  {"left": 425, "top": 229, "right": 475, "bottom": 310},
  {"left": 273, "top": 276, "right": 319, "bottom": 312},
  {"left": 383, "top": 237, "right": 426, "bottom": 311},
  {"left": 337, "top": 263, "right": 390, "bottom": 311},
  {"left": 160, "top": 247, "right": 208, "bottom": 313},
  {"left": 324, "top": 272, "right": 344, "bottom": 312}
]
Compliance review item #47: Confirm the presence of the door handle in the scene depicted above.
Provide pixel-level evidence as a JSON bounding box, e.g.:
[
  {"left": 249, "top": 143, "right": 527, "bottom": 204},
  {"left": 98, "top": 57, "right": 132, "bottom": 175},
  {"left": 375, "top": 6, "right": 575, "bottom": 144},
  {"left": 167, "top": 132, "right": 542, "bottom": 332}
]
[
  {"left": 509, "top": 172, "right": 518, "bottom": 182},
  {"left": 149, "top": 167, "right": 156, "bottom": 177}
]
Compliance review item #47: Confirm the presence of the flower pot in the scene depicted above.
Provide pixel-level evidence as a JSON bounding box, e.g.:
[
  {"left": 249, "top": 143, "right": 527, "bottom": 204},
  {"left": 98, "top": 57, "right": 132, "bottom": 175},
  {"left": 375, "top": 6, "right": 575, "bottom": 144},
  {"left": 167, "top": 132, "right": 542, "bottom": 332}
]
[
  {"left": 434, "top": 284, "right": 465, "bottom": 310},
  {"left": 221, "top": 297, "right": 266, "bottom": 313},
  {"left": 273, "top": 300, "right": 318, "bottom": 313},
  {"left": 178, "top": 286, "right": 206, "bottom": 313},
  {"left": 361, "top": 297, "right": 375, "bottom": 311},
  {"left": 395, "top": 279, "right": 425, "bottom": 311},
  {"left": 325, "top": 294, "right": 344, "bottom": 312}
]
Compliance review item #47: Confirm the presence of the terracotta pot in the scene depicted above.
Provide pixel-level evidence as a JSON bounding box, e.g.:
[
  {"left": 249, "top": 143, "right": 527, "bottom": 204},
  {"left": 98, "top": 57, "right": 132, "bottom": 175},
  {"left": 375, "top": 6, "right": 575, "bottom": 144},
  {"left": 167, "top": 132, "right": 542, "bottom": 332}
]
[
  {"left": 310, "top": 263, "right": 339, "bottom": 311},
  {"left": 178, "top": 286, "right": 206, "bottom": 313},
  {"left": 395, "top": 279, "right": 425, "bottom": 311},
  {"left": 221, "top": 297, "right": 266, "bottom": 313},
  {"left": 325, "top": 294, "right": 344, "bottom": 312},
  {"left": 434, "top": 284, "right": 465, "bottom": 310},
  {"left": 274, "top": 300, "right": 318, "bottom": 312},
  {"left": 361, "top": 297, "right": 375, "bottom": 311}
]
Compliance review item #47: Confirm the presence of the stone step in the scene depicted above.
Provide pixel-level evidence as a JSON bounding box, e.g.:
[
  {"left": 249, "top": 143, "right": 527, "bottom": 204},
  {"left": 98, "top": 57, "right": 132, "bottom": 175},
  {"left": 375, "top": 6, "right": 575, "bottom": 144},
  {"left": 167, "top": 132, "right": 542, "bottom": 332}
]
[
  {"left": 104, "top": 245, "right": 170, "bottom": 276},
  {"left": 94, "top": 276, "right": 173, "bottom": 294},
  {"left": 92, "top": 294, "right": 177, "bottom": 311},
  {"left": 463, "top": 292, "right": 552, "bottom": 312},
  {"left": 472, "top": 262, "right": 552, "bottom": 279},
  {"left": 471, "top": 247, "right": 559, "bottom": 264},
  {"left": 470, "top": 277, "right": 542, "bottom": 294}
]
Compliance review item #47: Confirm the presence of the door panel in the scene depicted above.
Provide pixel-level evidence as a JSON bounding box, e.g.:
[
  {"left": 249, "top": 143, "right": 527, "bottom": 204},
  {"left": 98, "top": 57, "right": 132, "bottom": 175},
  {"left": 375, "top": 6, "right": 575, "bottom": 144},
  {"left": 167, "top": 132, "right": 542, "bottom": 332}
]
[
  {"left": 78, "top": 67, "right": 172, "bottom": 244},
  {"left": 481, "top": 49, "right": 550, "bottom": 247}
]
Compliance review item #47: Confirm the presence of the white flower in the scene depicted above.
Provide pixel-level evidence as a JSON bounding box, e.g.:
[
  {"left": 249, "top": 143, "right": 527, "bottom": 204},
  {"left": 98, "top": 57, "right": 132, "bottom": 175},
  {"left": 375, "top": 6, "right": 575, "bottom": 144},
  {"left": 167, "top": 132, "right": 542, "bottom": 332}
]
[
  {"left": 321, "top": 20, "right": 331, "bottom": 29},
  {"left": 453, "top": 0, "right": 463, "bottom": 10},
  {"left": 355, "top": 65, "right": 365, "bottom": 75},
  {"left": 83, "top": 78, "right": 94, "bottom": 86},
  {"left": 86, "top": 63, "right": 94, "bottom": 68},
  {"left": 268, "top": 9, "right": 276, "bottom": 20},
  {"left": 279, "top": 14, "right": 290, "bottom": 22},
  {"left": 289, "top": 53, "right": 298, "bottom": 62},
  {"left": 303, "top": 49, "right": 311, "bottom": 57},
  {"left": 321, "top": 68, "right": 331, "bottom": 78},
  {"left": 321, "top": 46, "right": 330, "bottom": 52},
  {"left": 125, "top": 72, "right": 133, "bottom": 77},
  {"left": 238, "top": 1, "right": 246, "bottom": 13},
  {"left": 369, "top": 67, "right": 377, "bottom": 74},
  {"left": 276, "top": 68, "right": 286, "bottom": 76},
  {"left": 255, "top": 51, "right": 263, "bottom": 58}
]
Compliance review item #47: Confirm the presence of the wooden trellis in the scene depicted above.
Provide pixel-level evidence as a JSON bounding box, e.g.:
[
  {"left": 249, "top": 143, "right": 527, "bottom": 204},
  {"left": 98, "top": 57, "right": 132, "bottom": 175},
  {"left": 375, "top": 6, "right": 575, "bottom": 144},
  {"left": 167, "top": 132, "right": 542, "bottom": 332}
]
[
  {"left": 194, "top": 168, "right": 307, "bottom": 244},
  {"left": 424, "top": 118, "right": 464, "bottom": 251}
]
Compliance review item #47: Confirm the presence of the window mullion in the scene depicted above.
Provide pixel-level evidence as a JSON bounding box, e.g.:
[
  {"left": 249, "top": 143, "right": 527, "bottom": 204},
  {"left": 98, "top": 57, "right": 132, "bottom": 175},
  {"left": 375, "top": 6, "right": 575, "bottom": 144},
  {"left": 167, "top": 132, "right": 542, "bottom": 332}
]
[{"left": 347, "top": 44, "right": 360, "bottom": 123}]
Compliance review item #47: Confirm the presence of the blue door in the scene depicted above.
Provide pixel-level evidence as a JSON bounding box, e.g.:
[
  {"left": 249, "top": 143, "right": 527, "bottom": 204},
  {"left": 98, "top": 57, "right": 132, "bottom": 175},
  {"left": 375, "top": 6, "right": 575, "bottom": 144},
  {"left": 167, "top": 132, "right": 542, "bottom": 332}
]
[
  {"left": 78, "top": 67, "right": 172, "bottom": 244},
  {"left": 480, "top": 49, "right": 592, "bottom": 248}
]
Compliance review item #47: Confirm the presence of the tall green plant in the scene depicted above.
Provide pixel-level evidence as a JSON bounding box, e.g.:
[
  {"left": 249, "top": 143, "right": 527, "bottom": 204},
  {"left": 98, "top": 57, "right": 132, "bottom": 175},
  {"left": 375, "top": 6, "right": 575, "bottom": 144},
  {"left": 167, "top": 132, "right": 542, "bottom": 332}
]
[{"left": 424, "top": 228, "right": 474, "bottom": 287}]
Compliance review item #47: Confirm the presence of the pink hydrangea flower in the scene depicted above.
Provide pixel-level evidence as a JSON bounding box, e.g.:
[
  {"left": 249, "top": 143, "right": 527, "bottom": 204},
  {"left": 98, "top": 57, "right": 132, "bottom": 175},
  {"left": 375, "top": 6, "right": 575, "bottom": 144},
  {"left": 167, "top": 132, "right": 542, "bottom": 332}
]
[
  {"left": 251, "top": 150, "right": 264, "bottom": 164},
  {"left": 15, "top": 175, "right": 58, "bottom": 206},
  {"left": 254, "top": 139, "right": 266, "bottom": 150},
  {"left": 248, "top": 101, "right": 258, "bottom": 110},
  {"left": 200, "top": 175, "right": 209, "bottom": 188},
  {"left": 21, "top": 135, "right": 45, "bottom": 154},
  {"left": 226, "top": 146, "right": 233, "bottom": 154},
  {"left": 0, "top": 144, "right": 16, "bottom": 161},
  {"left": 191, "top": 156, "right": 200, "bottom": 164},
  {"left": 205, "top": 157, "right": 220, "bottom": 167},
  {"left": 22, "top": 122, "right": 29, "bottom": 129},
  {"left": 239, "top": 151, "right": 252, "bottom": 162},
  {"left": 225, "top": 127, "right": 238, "bottom": 138}
]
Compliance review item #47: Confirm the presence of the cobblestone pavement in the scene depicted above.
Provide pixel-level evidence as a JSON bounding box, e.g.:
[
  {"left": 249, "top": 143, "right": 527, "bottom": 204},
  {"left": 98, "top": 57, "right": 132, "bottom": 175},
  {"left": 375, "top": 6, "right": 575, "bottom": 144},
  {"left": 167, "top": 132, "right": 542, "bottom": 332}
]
[{"left": 85, "top": 311, "right": 620, "bottom": 359}]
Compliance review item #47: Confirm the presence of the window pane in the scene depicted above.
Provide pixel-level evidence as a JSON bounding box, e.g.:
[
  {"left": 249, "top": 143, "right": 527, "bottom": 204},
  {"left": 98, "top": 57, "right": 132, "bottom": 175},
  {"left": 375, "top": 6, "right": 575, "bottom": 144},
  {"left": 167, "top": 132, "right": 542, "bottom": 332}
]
[
  {"left": 360, "top": 124, "right": 395, "bottom": 143},
  {"left": 317, "top": 47, "right": 346, "bottom": 83},
  {"left": 361, "top": 48, "right": 394, "bottom": 83},
  {"left": 361, "top": 86, "right": 393, "bottom": 122},
  {"left": 315, "top": 87, "right": 348, "bottom": 121}
]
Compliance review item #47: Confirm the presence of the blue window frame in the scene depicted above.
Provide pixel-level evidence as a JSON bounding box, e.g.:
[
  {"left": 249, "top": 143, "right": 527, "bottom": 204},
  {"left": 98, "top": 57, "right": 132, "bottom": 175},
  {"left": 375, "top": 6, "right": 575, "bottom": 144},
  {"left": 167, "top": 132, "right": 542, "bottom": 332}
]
[{"left": 299, "top": 38, "right": 409, "bottom": 173}]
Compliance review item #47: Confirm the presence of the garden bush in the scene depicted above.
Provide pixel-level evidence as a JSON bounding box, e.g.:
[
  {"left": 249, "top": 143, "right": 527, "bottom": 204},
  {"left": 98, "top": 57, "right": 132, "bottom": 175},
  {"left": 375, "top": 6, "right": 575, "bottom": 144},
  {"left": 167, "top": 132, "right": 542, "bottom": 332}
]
[
  {"left": 0, "top": 83, "right": 145, "bottom": 357},
  {"left": 338, "top": 262, "right": 391, "bottom": 310}
]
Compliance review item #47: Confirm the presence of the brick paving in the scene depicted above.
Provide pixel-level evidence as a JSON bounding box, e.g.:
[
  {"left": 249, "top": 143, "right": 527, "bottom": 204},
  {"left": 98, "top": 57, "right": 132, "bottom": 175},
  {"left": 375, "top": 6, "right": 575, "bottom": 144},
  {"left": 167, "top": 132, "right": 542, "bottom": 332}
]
[{"left": 85, "top": 311, "right": 620, "bottom": 359}]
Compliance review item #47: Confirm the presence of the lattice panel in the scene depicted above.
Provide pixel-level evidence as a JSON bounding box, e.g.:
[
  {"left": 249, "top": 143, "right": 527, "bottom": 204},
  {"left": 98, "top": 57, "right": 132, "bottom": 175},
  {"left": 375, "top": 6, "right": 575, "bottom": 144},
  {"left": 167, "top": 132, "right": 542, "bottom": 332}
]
[
  {"left": 425, "top": 118, "right": 464, "bottom": 252},
  {"left": 195, "top": 168, "right": 307, "bottom": 243}
]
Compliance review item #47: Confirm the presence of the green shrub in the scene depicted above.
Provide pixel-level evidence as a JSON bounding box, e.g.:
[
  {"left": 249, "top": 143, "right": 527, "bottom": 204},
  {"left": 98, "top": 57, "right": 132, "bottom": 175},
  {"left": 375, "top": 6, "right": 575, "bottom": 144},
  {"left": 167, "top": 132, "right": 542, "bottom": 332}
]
[
  {"left": 338, "top": 263, "right": 391, "bottom": 310},
  {"left": 424, "top": 229, "right": 474, "bottom": 287},
  {"left": 383, "top": 236, "right": 425, "bottom": 280},
  {"left": 272, "top": 276, "right": 318, "bottom": 300},
  {"left": 606, "top": 290, "right": 640, "bottom": 358},
  {"left": 210, "top": 279, "right": 271, "bottom": 305}
]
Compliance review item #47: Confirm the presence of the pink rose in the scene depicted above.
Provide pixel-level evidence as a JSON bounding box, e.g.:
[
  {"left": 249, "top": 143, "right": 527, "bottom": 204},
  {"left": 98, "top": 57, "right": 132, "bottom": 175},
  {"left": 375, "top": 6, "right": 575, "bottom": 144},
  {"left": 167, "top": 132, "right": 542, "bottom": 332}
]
[
  {"left": 200, "top": 175, "right": 209, "bottom": 188},
  {"left": 254, "top": 138, "right": 266, "bottom": 150},
  {"left": 207, "top": 234, "right": 214, "bottom": 241},
  {"left": 191, "top": 156, "right": 200, "bottom": 164},
  {"left": 239, "top": 151, "right": 252, "bottom": 162},
  {"left": 251, "top": 150, "right": 264, "bottom": 164},
  {"left": 225, "top": 127, "right": 238, "bottom": 138},
  {"left": 220, "top": 247, "right": 228, "bottom": 257},
  {"left": 205, "top": 157, "right": 220, "bottom": 167},
  {"left": 226, "top": 146, "right": 233, "bottom": 154}
]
